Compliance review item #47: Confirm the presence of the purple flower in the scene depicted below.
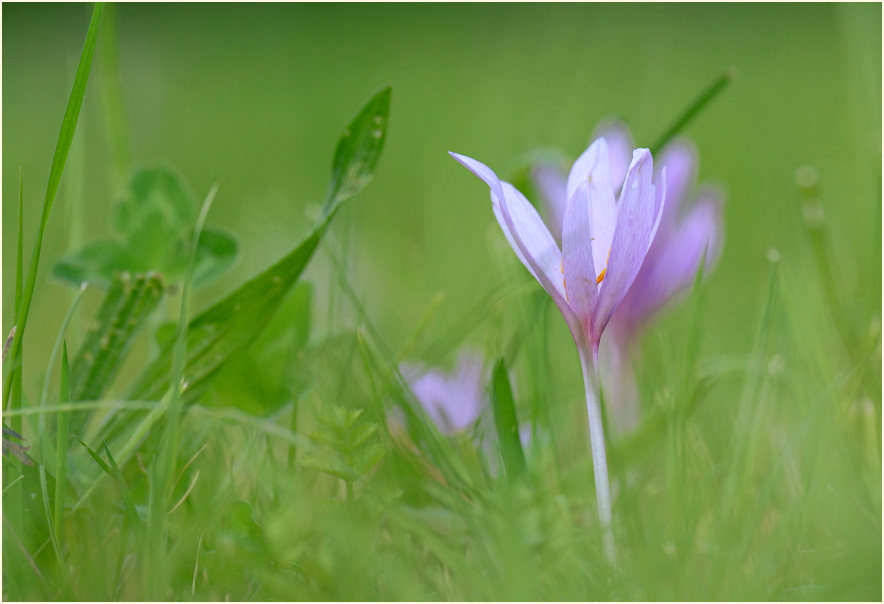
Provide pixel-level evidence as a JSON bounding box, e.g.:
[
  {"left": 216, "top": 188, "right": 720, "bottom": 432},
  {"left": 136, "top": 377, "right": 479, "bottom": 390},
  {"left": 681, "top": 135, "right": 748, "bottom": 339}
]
[
  {"left": 452, "top": 143, "right": 664, "bottom": 355},
  {"left": 533, "top": 122, "right": 723, "bottom": 338},
  {"left": 532, "top": 122, "right": 724, "bottom": 433},
  {"left": 400, "top": 351, "right": 487, "bottom": 435},
  {"left": 451, "top": 137, "right": 666, "bottom": 562}
]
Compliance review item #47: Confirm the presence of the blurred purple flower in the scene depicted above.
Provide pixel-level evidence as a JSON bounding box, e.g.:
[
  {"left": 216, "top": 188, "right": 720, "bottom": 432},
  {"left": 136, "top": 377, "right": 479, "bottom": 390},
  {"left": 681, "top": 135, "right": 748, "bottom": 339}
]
[
  {"left": 400, "top": 351, "right": 487, "bottom": 435},
  {"left": 451, "top": 137, "right": 666, "bottom": 561},
  {"left": 532, "top": 121, "right": 724, "bottom": 433}
]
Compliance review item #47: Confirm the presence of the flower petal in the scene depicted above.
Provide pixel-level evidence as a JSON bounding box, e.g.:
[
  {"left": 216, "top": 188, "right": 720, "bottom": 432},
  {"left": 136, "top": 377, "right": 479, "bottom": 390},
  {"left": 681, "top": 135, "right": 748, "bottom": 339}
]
[
  {"left": 592, "top": 120, "right": 634, "bottom": 189},
  {"left": 496, "top": 181, "right": 568, "bottom": 302},
  {"left": 659, "top": 193, "right": 724, "bottom": 295},
  {"left": 566, "top": 138, "right": 615, "bottom": 208},
  {"left": 531, "top": 162, "right": 567, "bottom": 240},
  {"left": 656, "top": 139, "right": 697, "bottom": 229},
  {"left": 450, "top": 152, "right": 567, "bottom": 307},
  {"left": 564, "top": 138, "right": 617, "bottom": 274},
  {"left": 592, "top": 149, "right": 664, "bottom": 343},
  {"left": 562, "top": 180, "right": 597, "bottom": 322},
  {"left": 618, "top": 193, "right": 723, "bottom": 327}
]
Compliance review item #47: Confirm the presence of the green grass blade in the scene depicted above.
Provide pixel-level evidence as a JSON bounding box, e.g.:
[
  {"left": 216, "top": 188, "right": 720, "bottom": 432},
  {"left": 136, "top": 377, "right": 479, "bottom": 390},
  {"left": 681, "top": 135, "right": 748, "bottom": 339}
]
[
  {"left": 97, "top": 2, "right": 131, "bottom": 189},
  {"left": 38, "top": 451, "right": 66, "bottom": 581},
  {"left": 490, "top": 357, "right": 526, "bottom": 478},
  {"left": 54, "top": 345, "right": 71, "bottom": 539},
  {"left": 39, "top": 284, "right": 87, "bottom": 418},
  {"left": 4, "top": 3, "right": 105, "bottom": 410},
  {"left": 720, "top": 252, "right": 780, "bottom": 517},
  {"left": 15, "top": 168, "right": 24, "bottom": 320},
  {"left": 70, "top": 272, "right": 164, "bottom": 402},
  {"left": 76, "top": 438, "right": 140, "bottom": 530},
  {"left": 33, "top": 285, "right": 86, "bottom": 582},
  {"left": 147, "top": 184, "right": 217, "bottom": 598},
  {"left": 650, "top": 67, "right": 736, "bottom": 156},
  {"left": 167, "top": 185, "right": 219, "bottom": 452},
  {"left": 7, "top": 169, "right": 25, "bottom": 431},
  {"left": 677, "top": 249, "right": 709, "bottom": 405}
]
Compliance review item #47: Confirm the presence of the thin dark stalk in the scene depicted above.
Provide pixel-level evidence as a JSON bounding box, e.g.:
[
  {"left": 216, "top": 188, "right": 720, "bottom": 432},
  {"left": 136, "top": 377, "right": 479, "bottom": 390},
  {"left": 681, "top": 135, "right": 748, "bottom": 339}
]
[{"left": 650, "top": 67, "right": 736, "bottom": 156}]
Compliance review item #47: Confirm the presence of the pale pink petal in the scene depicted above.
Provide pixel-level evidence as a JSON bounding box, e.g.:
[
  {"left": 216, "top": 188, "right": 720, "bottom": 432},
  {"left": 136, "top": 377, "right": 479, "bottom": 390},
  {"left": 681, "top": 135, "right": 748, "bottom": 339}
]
[
  {"left": 621, "top": 195, "right": 723, "bottom": 329},
  {"left": 588, "top": 170, "right": 618, "bottom": 286},
  {"left": 450, "top": 152, "right": 567, "bottom": 307},
  {"left": 565, "top": 138, "right": 615, "bottom": 207},
  {"left": 592, "top": 149, "right": 664, "bottom": 344},
  {"left": 592, "top": 120, "right": 634, "bottom": 189},
  {"left": 531, "top": 162, "right": 567, "bottom": 241},
  {"left": 655, "top": 139, "right": 697, "bottom": 230},
  {"left": 565, "top": 138, "right": 617, "bottom": 274},
  {"left": 497, "top": 181, "right": 567, "bottom": 302},
  {"left": 562, "top": 180, "right": 597, "bottom": 322}
]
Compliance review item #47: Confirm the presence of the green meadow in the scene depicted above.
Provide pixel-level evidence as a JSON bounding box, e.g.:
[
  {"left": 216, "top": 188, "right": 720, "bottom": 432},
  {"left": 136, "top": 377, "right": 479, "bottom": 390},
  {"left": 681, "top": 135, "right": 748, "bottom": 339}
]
[{"left": 2, "top": 3, "right": 880, "bottom": 600}]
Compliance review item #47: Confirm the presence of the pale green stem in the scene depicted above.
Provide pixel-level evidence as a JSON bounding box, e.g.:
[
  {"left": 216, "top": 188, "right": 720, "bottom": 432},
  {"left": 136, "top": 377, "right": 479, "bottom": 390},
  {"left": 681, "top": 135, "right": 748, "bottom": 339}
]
[{"left": 578, "top": 341, "right": 615, "bottom": 563}]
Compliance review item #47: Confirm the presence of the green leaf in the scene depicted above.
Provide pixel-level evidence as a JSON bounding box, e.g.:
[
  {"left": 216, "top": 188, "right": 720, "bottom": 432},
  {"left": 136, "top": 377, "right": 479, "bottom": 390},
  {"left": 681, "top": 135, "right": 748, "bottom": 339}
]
[
  {"left": 192, "top": 227, "right": 238, "bottom": 287},
  {"left": 125, "top": 225, "right": 325, "bottom": 405},
  {"left": 52, "top": 239, "right": 134, "bottom": 288},
  {"left": 490, "top": 357, "right": 526, "bottom": 478},
  {"left": 127, "top": 89, "right": 391, "bottom": 406},
  {"left": 70, "top": 272, "right": 165, "bottom": 402},
  {"left": 201, "top": 281, "right": 314, "bottom": 416},
  {"left": 53, "top": 168, "right": 238, "bottom": 289},
  {"left": 114, "top": 167, "right": 195, "bottom": 240},
  {"left": 114, "top": 167, "right": 195, "bottom": 277},
  {"left": 323, "top": 86, "right": 391, "bottom": 215}
]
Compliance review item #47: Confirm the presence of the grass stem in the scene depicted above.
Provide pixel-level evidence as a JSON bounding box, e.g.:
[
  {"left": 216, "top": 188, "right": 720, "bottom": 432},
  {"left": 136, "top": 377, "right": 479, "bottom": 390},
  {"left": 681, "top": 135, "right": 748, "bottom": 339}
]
[{"left": 650, "top": 67, "right": 736, "bottom": 156}]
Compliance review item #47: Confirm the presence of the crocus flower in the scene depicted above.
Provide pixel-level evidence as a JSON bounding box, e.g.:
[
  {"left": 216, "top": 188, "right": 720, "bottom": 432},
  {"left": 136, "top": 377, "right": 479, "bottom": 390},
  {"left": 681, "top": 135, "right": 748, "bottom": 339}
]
[
  {"left": 399, "top": 351, "right": 488, "bottom": 435},
  {"left": 451, "top": 139, "right": 666, "bottom": 562},
  {"left": 532, "top": 122, "right": 723, "bottom": 433}
]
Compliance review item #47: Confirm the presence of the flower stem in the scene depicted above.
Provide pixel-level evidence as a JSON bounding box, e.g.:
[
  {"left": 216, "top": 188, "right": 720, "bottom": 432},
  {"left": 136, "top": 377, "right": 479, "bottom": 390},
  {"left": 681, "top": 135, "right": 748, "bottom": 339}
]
[{"left": 579, "top": 343, "right": 616, "bottom": 563}]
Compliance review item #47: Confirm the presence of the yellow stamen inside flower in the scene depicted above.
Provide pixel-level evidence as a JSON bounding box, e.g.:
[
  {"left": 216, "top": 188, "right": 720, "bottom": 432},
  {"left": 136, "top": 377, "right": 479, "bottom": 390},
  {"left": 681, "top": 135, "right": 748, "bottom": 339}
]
[{"left": 596, "top": 248, "right": 611, "bottom": 284}]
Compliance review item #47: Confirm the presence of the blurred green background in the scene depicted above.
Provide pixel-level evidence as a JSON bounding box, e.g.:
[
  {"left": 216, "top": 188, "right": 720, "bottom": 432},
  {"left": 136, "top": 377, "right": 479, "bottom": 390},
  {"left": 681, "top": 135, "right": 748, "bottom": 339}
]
[
  {"left": 2, "top": 4, "right": 880, "bottom": 599},
  {"left": 3, "top": 3, "right": 880, "bottom": 370}
]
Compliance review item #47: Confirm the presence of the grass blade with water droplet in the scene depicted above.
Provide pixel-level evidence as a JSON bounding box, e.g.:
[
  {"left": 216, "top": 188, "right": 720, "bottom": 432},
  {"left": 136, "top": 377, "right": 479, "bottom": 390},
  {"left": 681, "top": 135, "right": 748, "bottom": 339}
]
[{"left": 323, "top": 86, "right": 391, "bottom": 216}]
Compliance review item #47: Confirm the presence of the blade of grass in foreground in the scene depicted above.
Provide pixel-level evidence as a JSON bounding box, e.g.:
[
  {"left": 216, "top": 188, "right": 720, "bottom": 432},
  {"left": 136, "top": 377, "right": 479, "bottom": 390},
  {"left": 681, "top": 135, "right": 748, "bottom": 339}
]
[
  {"left": 15, "top": 169, "right": 24, "bottom": 338},
  {"left": 4, "top": 3, "right": 105, "bottom": 411},
  {"left": 490, "top": 357, "right": 526, "bottom": 479},
  {"left": 8, "top": 169, "right": 25, "bottom": 435},
  {"left": 54, "top": 345, "right": 71, "bottom": 540},
  {"left": 35, "top": 286, "right": 86, "bottom": 581},
  {"left": 146, "top": 183, "right": 217, "bottom": 600}
]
